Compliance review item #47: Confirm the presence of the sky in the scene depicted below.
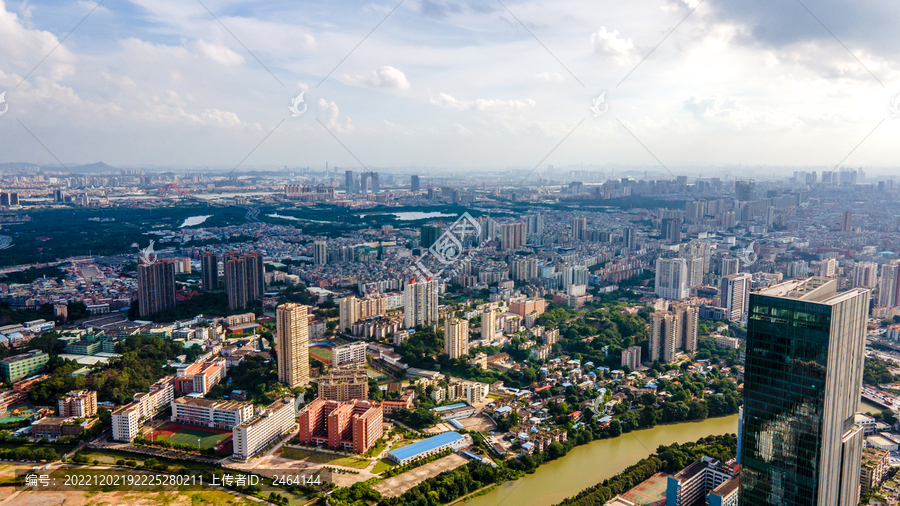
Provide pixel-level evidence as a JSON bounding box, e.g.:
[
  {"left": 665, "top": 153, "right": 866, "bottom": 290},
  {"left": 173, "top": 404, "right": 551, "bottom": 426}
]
[{"left": 0, "top": 0, "right": 898, "bottom": 173}]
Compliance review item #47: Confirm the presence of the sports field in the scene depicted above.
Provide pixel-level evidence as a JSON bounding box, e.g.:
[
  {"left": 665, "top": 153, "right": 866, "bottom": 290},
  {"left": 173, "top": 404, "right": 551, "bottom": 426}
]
[
  {"left": 309, "top": 346, "right": 333, "bottom": 364},
  {"left": 148, "top": 422, "right": 232, "bottom": 450}
]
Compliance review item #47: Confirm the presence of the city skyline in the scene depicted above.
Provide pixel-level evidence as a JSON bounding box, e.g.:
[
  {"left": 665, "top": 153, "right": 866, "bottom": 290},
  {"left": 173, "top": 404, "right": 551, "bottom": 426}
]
[{"left": 0, "top": 0, "right": 898, "bottom": 170}]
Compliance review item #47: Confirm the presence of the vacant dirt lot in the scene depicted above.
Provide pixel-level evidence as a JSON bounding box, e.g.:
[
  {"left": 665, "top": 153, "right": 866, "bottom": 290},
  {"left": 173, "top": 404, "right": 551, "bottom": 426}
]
[{"left": 372, "top": 454, "right": 468, "bottom": 498}]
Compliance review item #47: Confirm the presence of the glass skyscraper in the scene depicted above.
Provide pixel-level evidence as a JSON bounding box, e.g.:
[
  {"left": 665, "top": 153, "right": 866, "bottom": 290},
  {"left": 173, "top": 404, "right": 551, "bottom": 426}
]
[{"left": 740, "top": 278, "right": 868, "bottom": 506}]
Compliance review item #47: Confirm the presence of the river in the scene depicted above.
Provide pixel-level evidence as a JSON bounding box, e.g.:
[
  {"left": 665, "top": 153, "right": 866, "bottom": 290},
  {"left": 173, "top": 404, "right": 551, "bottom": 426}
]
[
  {"left": 464, "top": 398, "right": 885, "bottom": 506},
  {"left": 464, "top": 414, "right": 738, "bottom": 506}
]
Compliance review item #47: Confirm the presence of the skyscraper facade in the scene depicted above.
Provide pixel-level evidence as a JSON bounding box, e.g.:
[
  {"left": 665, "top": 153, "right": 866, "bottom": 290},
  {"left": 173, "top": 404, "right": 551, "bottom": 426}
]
[
  {"left": 481, "top": 307, "right": 496, "bottom": 341},
  {"left": 655, "top": 258, "right": 689, "bottom": 300},
  {"left": 740, "top": 278, "right": 868, "bottom": 506},
  {"left": 410, "top": 175, "right": 420, "bottom": 192},
  {"left": 314, "top": 241, "right": 328, "bottom": 266},
  {"left": 878, "top": 262, "right": 900, "bottom": 308},
  {"left": 137, "top": 261, "right": 177, "bottom": 317},
  {"left": 501, "top": 222, "right": 526, "bottom": 250},
  {"left": 224, "top": 252, "right": 265, "bottom": 310},
  {"left": 421, "top": 225, "right": 442, "bottom": 249},
  {"left": 201, "top": 252, "right": 218, "bottom": 291},
  {"left": 852, "top": 262, "right": 878, "bottom": 289},
  {"left": 276, "top": 303, "right": 310, "bottom": 389},
  {"left": 721, "top": 273, "right": 752, "bottom": 321},
  {"left": 444, "top": 318, "right": 469, "bottom": 359},
  {"left": 572, "top": 217, "right": 586, "bottom": 241},
  {"left": 404, "top": 279, "right": 439, "bottom": 328}
]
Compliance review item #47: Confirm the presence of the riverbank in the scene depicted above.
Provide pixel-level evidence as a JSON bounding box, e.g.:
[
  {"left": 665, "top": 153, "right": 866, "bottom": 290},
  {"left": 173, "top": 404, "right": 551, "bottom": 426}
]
[{"left": 461, "top": 414, "right": 739, "bottom": 506}]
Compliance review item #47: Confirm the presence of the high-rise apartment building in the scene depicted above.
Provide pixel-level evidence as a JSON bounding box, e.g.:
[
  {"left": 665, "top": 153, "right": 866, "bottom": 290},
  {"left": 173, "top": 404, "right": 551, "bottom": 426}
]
[
  {"left": 721, "top": 273, "right": 752, "bottom": 321},
  {"left": 879, "top": 262, "right": 900, "bottom": 308},
  {"left": 842, "top": 210, "right": 853, "bottom": 232},
  {"left": 137, "top": 261, "right": 177, "bottom": 317},
  {"left": 621, "top": 346, "right": 642, "bottom": 369},
  {"left": 482, "top": 307, "right": 496, "bottom": 341},
  {"left": 500, "top": 222, "right": 526, "bottom": 250},
  {"left": 276, "top": 303, "right": 310, "bottom": 389},
  {"left": 740, "top": 278, "right": 868, "bottom": 506},
  {"left": 410, "top": 175, "right": 420, "bottom": 192},
  {"left": 313, "top": 241, "right": 328, "bottom": 265},
  {"left": 224, "top": 252, "right": 264, "bottom": 310},
  {"left": 685, "top": 256, "right": 705, "bottom": 288},
  {"left": 649, "top": 304, "right": 698, "bottom": 363},
  {"left": 852, "top": 262, "right": 878, "bottom": 289},
  {"left": 624, "top": 227, "right": 638, "bottom": 250},
  {"left": 404, "top": 279, "right": 439, "bottom": 328},
  {"left": 572, "top": 217, "right": 586, "bottom": 241},
  {"left": 656, "top": 258, "right": 690, "bottom": 300},
  {"left": 444, "top": 318, "right": 469, "bottom": 359},
  {"left": 200, "top": 252, "right": 218, "bottom": 291},
  {"left": 721, "top": 257, "right": 740, "bottom": 277}
]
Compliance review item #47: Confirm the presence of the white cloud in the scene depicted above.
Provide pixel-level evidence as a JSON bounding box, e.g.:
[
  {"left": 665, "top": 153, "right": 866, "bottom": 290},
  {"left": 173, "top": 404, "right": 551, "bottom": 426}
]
[
  {"left": 590, "top": 26, "right": 638, "bottom": 65},
  {"left": 430, "top": 93, "right": 535, "bottom": 112},
  {"left": 193, "top": 40, "right": 245, "bottom": 66},
  {"left": 535, "top": 72, "right": 564, "bottom": 82},
  {"left": 341, "top": 66, "right": 411, "bottom": 90},
  {"left": 318, "top": 98, "right": 353, "bottom": 132}
]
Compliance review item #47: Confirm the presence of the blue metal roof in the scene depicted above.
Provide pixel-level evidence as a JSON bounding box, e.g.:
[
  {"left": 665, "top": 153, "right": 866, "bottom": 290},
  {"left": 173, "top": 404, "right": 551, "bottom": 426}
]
[{"left": 388, "top": 432, "right": 464, "bottom": 461}]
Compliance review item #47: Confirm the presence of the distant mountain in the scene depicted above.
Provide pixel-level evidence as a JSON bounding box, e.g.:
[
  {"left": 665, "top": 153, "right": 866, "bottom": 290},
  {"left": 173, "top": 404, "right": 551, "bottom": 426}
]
[
  {"left": 67, "top": 162, "right": 119, "bottom": 173},
  {"left": 0, "top": 161, "right": 120, "bottom": 173},
  {"left": 0, "top": 162, "right": 42, "bottom": 171}
]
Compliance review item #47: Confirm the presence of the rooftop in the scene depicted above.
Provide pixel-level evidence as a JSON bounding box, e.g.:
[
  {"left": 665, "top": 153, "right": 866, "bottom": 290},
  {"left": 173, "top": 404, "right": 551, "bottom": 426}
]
[{"left": 388, "top": 431, "right": 464, "bottom": 461}]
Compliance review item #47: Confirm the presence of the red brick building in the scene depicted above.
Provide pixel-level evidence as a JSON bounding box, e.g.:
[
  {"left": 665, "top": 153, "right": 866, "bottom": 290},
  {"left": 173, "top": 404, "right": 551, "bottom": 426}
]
[{"left": 297, "top": 399, "right": 383, "bottom": 453}]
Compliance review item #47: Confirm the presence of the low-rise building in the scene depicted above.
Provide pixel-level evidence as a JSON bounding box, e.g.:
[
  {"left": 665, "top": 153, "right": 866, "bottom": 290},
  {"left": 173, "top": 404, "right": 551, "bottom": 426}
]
[
  {"left": 0, "top": 350, "right": 49, "bottom": 383},
  {"left": 232, "top": 397, "right": 296, "bottom": 460},
  {"left": 171, "top": 396, "right": 254, "bottom": 430},
  {"left": 387, "top": 431, "right": 467, "bottom": 465},
  {"left": 332, "top": 342, "right": 367, "bottom": 367}
]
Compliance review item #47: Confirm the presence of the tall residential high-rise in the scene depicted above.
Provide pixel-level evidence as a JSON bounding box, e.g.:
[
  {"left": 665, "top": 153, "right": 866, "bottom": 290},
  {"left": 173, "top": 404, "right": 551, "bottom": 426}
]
[
  {"left": 345, "top": 170, "right": 354, "bottom": 194},
  {"left": 720, "top": 273, "right": 752, "bottom": 321},
  {"left": 740, "top": 278, "right": 869, "bottom": 506},
  {"left": 655, "top": 258, "right": 689, "bottom": 300},
  {"left": 500, "top": 222, "right": 526, "bottom": 250},
  {"left": 313, "top": 241, "right": 328, "bottom": 266},
  {"left": 852, "top": 262, "right": 878, "bottom": 289},
  {"left": 623, "top": 227, "right": 637, "bottom": 250},
  {"left": 621, "top": 345, "right": 642, "bottom": 370},
  {"left": 224, "top": 252, "right": 265, "bottom": 310},
  {"left": 444, "top": 318, "right": 469, "bottom": 359},
  {"left": 276, "top": 303, "right": 310, "bottom": 389},
  {"left": 684, "top": 256, "right": 704, "bottom": 288},
  {"left": 420, "top": 225, "right": 442, "bottom": 249},
  {"left": 404, "top": 278, "right": 439, "bottom": 328},
  {"left": 410, "top": 175, "right": 420, "bottom": 192},
  {"left": 200, "top": 252, "right": 218, "bottom": 291},
  {"left": 339, "top": 296, "right": 359, "bottom": 333},
  {"left": 879, "top": 262, "right": 900, "bottom": 308},
  {"left": 649, "top": 303, "right": 698, "bottom": 362},
  {"left": 481, "top": 307, "right": 496, "bottom": 340},
  {"left": 650, "top": 311, "right": 678, "bottom": 363},
  {"left": 572, "top": 217, "right": 586, "bottom": 241},
  {"left": 721, "top": 257, "right": 741, "bottom": 277},
  {"left": 841, "top": 210, "right": 853, "bottom": 232},
  {"left": 137, "top": 261, "right": 177, "bottom": 317}
]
